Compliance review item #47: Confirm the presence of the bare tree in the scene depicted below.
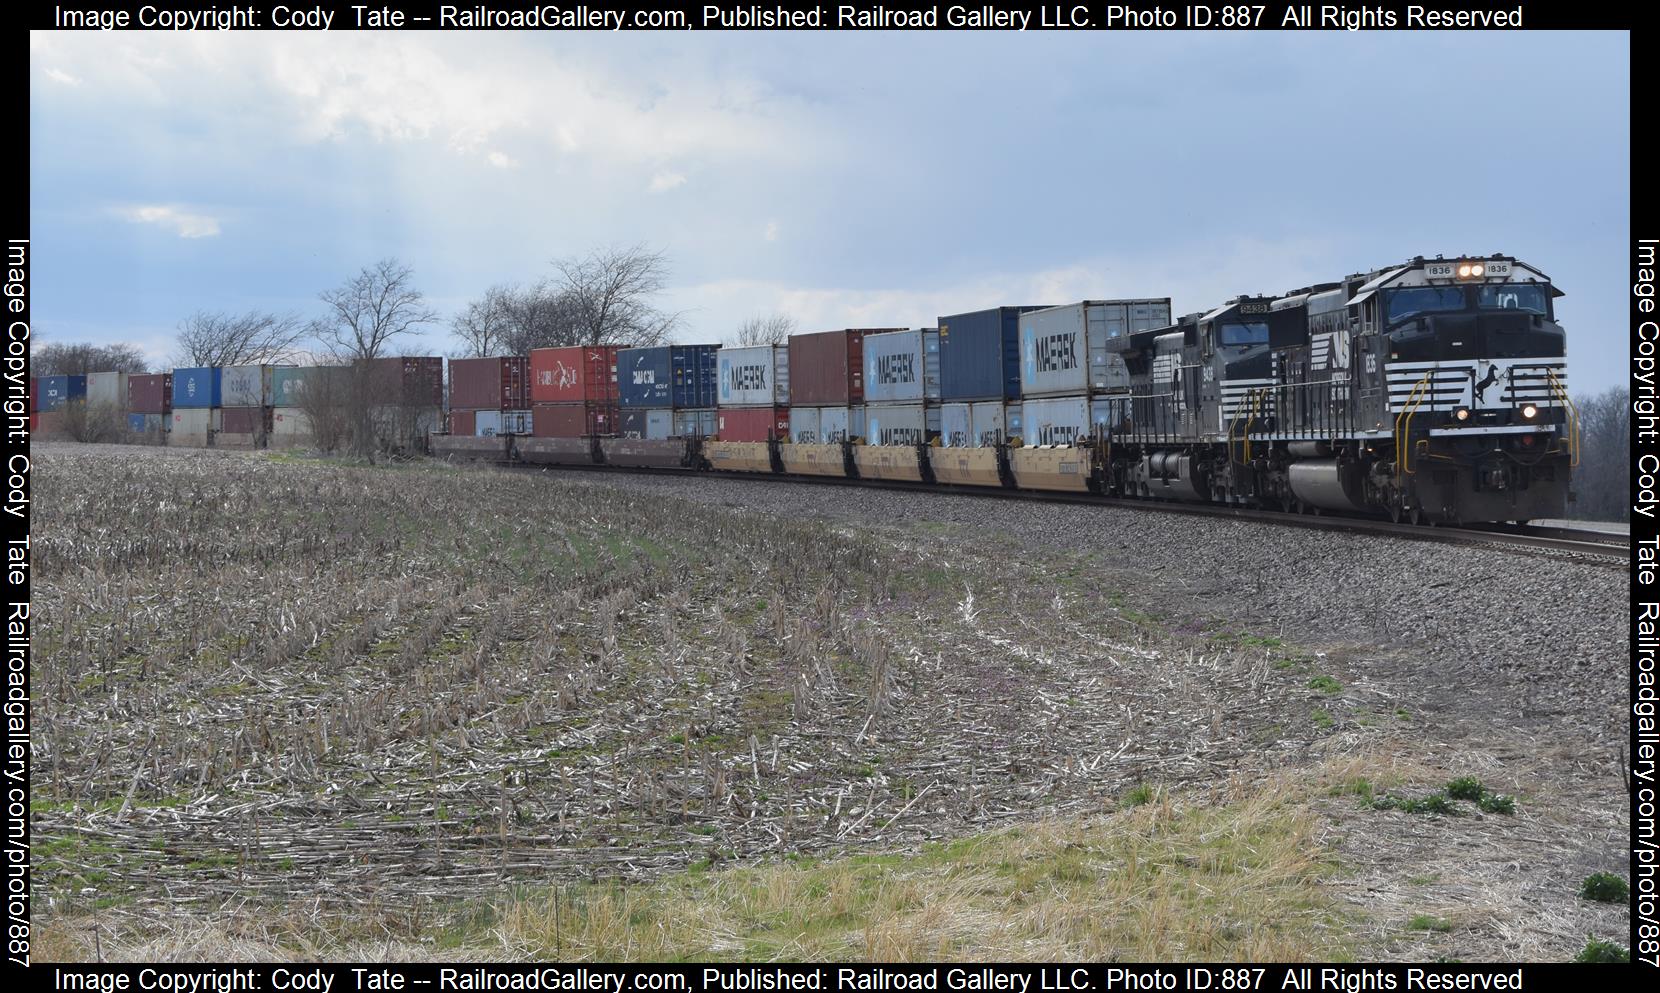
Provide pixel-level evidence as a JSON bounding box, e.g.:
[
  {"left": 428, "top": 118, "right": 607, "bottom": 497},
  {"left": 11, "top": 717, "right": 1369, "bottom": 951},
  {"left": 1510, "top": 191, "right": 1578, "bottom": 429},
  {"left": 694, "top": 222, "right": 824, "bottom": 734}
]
[
  {"left": 32, "top": 341, "right": 150, "bottom": 375},
  {"left": 550, "top": 244, "right": 683, "bottom": 347},
  {"left": 286, "top": 362, "right": 354, "bottom": 454},
  {"left": 451, "top": 284, "right": 517, "bottom": 358},
  {"left": 313, "top": 258, "right": 440, "bottom": 458},
  {"left": 1570, "top": 386, "right": 1630, "bottom": 522},
  {"left": 732, "top": 314, "right": 797, "bottom": 347},
  {"left": 173, "top": 310, "right": 308, "bottom": 367}
]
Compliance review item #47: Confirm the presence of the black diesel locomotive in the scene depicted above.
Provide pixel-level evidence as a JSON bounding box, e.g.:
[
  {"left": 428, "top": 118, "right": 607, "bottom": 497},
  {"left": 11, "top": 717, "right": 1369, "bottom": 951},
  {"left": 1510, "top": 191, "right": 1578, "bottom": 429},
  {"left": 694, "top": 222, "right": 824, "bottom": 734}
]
[{"left": 434, "top": 254, "right": 1576, "bottom": 526}]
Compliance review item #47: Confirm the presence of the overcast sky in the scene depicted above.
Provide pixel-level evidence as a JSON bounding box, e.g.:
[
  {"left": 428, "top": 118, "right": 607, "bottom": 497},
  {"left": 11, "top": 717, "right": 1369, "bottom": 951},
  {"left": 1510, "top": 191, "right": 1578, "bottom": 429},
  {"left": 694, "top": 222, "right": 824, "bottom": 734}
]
[{"left": 29, "top": 30, "right": 1630, "bottom": 392}]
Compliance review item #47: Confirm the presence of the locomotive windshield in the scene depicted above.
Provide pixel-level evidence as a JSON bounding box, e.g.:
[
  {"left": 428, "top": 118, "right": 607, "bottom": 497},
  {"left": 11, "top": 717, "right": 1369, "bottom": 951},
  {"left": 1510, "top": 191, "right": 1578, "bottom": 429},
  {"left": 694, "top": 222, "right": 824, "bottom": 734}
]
[
  {"left": 1219, "top": 321, "right": 1269, "bottom": 346},
  {"left": 1478, "top": 284, "right": 1549, "bottom": 315},
  {"left": 1384, "top": 286, "right": 1465, "bottom": 324}
]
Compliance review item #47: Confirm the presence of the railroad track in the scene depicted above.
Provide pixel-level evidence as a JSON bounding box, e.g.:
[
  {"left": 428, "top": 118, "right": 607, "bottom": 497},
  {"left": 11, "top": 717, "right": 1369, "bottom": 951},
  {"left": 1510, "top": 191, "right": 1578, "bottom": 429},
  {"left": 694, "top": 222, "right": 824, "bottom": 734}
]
[{"left": 486, "top": 458, "right": 1629, "bottom": 561}]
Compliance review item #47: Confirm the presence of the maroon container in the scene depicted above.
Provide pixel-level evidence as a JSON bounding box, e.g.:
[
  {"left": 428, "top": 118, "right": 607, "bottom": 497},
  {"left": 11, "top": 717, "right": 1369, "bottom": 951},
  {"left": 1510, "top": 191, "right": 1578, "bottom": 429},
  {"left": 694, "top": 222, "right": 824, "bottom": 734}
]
[
  {"left": 532, "top": 403, "right": 620, "bottom": 438},
  {"left": 789, "top": 329, "right": 894, "bottom": 405},
  {"left": 449, "top": 357, "right": 529, "bottom": 409},
  {"left": 127, "top": 373, "right": 173, "bottom": 414},
  {"left": 220, "top": 406, "right": 270, "bottom": 435},
  {"left": 717, "top": 406, "right": 790, "bottom": 442},
  {"left": 449, "top": 409, "right": 477, "bottom": 436},
  {"left": 369, "top": 356, "right": 444, "bottom": 406}
]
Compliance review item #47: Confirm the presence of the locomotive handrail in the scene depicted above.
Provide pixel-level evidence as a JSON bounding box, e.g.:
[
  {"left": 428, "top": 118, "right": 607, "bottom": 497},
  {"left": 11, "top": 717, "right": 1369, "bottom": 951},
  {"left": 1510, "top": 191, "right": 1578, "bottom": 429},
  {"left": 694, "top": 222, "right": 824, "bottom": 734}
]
[
  {"left": 1394, "top": 372, "right": 1433, "bottom": 478},
  {"left": 1548, "top": 371, "right": 1580, "bottom": 467}
]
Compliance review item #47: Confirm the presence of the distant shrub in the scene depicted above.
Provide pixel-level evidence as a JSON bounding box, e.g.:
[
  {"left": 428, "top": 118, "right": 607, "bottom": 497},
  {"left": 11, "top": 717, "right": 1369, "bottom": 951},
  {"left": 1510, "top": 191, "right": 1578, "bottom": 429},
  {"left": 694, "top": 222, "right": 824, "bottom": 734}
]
[{"left": 1578, "top": 873, "right": 1628, "bottom": 904}]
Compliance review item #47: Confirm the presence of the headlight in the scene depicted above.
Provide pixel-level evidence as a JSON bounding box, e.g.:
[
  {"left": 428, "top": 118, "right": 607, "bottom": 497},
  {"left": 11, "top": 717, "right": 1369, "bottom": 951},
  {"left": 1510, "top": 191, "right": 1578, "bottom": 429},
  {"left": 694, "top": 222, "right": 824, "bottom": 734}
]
[
  {"left": 1470, "top": 264, "right": 1485, "bottom": 277},
  {"left": 1453, "top": 407, "right": 1471, "bottom": 422},
  {"left": 1520, "top": 403, "right": 1538, "bottom": 420},
  {"left": 1457, "top": 265, "right": 1473, "bottom": 278}
]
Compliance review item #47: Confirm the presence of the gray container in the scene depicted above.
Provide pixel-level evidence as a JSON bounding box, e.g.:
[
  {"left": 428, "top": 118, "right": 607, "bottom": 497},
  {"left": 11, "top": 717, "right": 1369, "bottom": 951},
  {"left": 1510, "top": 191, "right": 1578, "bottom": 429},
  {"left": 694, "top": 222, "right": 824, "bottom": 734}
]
[
  {"left": 863, "top": 329, "right": 940, "bottom": 404},
  {"left": 221, "top": 364, "right": 277, "bottom": 407},
  {"left": 672, "top": 408, "right": 718, "bottom": 438},
  {"left": 717, "top": 345, "right": 790, "bottom": 407},
  {"left": 789, "top": 407, "right": 821, "bottom": 444},
  {"left": 941, "top": 401, "right": 1011, "bottom": 447},
  {"left": 940, "top": 403, "right": 972, "bottom": 448},
  {"left": 169, "top": 407, "right": 220, "bottom": 445},
  {"left": 86, "top": 371, "right": 128, "bottom": 409},
  {"left": 864, "top": 403, "right": 932, "bottom": 447},
  {"left": 1019, "top": 299, "right": 1171, "bottom": 397},
  {"left": 622, "top": 408, "right": 675, "bottom": 440},
  {"left": 819, "top": 406, "right": 864, "bottom": 443},
  {"left": 1020, "top": 396, "right": 1091, "bottom": 447},
  {"left": 477, "top": 409, "right": 533, "bottom": 436}
]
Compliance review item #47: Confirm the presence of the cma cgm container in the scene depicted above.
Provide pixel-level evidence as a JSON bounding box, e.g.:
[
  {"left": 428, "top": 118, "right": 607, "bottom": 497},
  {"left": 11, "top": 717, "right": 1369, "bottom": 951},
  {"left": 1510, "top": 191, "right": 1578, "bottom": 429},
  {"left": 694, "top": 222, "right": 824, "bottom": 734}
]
[
  {"left": 369, "top": 356, "right": 444, "bottom": 406},
  {"left": 171, "top": 367, "right": 221, "bottom": 409},
  {"left": 673, "top": 408, "right": 718, "bottom": 438},
  {"left": 621, "top": 408, "right": 675, "bottom": 440},
  {"left": 1019, "top": 299, "right": 1172, "bottom": 398},
  {"left": 863, "top": 330, "right": 941, "bottom": 404},
  {"left": 86, "top": 371, "right": 128, "bottom": 409},
  {"left": 788, "top": 329, "right": 895, "bottom": 406},
  {"left": 617, "top": 344, "right": 719, "bottom": 408},
  {"left": 37, "top": 375, "right": 87, "bottom": 412},
  {"left": 476, "top": 410, "right": 533, "bottom": 436},
  {"left": 450, "top": 356, "right": 529, "bottom": 410},
  {"left": 717, "top": 345, "right": 790, "bottom": 407},
  {"left": 532, "top": 403, "right": 619, "bottom": 438},
  {"left": 940, "top": 401, "right": 1010, "bottom": 447},
  {"left": 718, "top": 406, "right": 789, "bottom": 442},
  {"left": 864, "top": 403, "right": 934, "bottom": 447},
  {"left": 127, "top": 373, "right": 171, "bottom": 414},
  {"left": 530, "top": 346, "right": 620, "bottom": 405},
  {"left": 1020, "top": 396, "right": 1092, "bottom": 447},
  {"left": 938, "top": 306, "right": 1052, "bottom": 401},
  {"left": 221, "top": 364, "right": 276, "bottom": 407}
]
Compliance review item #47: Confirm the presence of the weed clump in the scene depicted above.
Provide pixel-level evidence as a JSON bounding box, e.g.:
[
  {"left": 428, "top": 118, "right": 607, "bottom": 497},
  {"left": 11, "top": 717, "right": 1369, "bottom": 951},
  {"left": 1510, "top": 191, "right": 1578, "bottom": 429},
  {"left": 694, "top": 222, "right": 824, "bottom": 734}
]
[
  {"left": 1578, "top": 873, "right": 1628, "bottom": 904},
  {"left": 1573, "top": 936, "right": 1629, "bottom": 963}
]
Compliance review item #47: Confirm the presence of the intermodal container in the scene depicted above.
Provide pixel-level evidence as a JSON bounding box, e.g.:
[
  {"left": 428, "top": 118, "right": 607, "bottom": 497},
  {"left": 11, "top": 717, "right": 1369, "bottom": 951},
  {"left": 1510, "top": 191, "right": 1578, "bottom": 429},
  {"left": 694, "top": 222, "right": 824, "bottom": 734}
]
[
  {"left": 789, "top": 330, "right": 894, "bottom": 406},
  {"left": 37, "top": 375, "right": 87, "bottom": 412},
  {"left": 369, "top": 356, "right": 444, "bottom": 407},
  {"left": 532, "top": 403, "right": 619, "bottom": 438},
  {"left": 621, "top": 408, "right": 675, "bottom": 440},
  {"left": 36, "top": 411, "right": 63, "bottom": 438},
  {"left": 169, "top": 407, "right": 219, "bottom": 445},
  {"left": 617, "top": 344, "right": 719, "bottom": 408},
  {"left": 127, "top": 373, "right": 171, "bottom": 414},
  {"left": 171, "top": 367, "right": 221, "bottom": 409},
  {"left": 1019, "top": 396, "right": 1092, "bottom": 446},
  {"left": 449, "top": 357, "right": 530, "bottom": 410},
  {"left": 273, "top": 367, "right": 314, "bottom": 406},
  {"left": 673, "top": 408, "right": 718, "bottom": 438},
  {"left": 717, "top": 345, "right": 790, "bottom": 407},
  {"left": 789, "top": 407, "right": 821, "bottom": 444},
  {"left": 1019, "top": 299, "right": 1173, "bottom": 398},
  {"left": 940, "top": 401, "right": 1012, "bottom": 447},
  {"left": 449, "top": 409, "right": 478, "bottom": 436},
  {"left": 938, "top": 306, "right": 1051, "bottom": 401},
  {"left": 476, "top": 410, "right": 534, "bottom": 436},
  {"left": 272, "top": 409, "right": 312, "bottom": 446},
  {"left": 717, "top": 405, "right": 789, "bottom": 442},
  {"left": 819, "top": 406, "right": 865, "bottom": 443},
  {"left": 863, "top": 330, "right": 940, "bottom": 404},
  {"left": 220, "top": 406, "right": 270, "bottom": 436},
  {"left": 87, "top": 371, "right": 128, "bottom": 409},
  {"left": 529, "top": 346, "right": 620, "bottom": 405},
  {"left": 864, "top": 403, "right": 933, "bottom": 447},
  {"left": 221, "top": 365, "right": 276, "bottom": 407}
]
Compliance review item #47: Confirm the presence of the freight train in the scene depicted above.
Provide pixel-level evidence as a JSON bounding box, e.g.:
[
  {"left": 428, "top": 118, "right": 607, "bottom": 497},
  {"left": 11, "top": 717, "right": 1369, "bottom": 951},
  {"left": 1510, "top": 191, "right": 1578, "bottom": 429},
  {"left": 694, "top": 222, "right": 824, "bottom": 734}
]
[{"left": 430, "top": 254, "right": 1577, "bottom": 526}]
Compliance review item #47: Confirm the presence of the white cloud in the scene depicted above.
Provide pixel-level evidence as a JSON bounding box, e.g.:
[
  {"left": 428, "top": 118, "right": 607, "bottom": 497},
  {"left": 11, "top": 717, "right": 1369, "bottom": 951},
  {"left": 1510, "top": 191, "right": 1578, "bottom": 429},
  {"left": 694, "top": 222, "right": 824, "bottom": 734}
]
[
  {"left": 648, "top": 171, "right": 686, "bottom": 194},
  {"left": 117, "top": 205, "right": 222, "bottom": 239},
  {"left": 763, "top": 220, "right": 779, "bottom": 242},
  {"left": 487, "top": 151, "right": 519, "bottom": 169},
  {"left": 43, "top": 68, "right": 81, "bottom": 87}
]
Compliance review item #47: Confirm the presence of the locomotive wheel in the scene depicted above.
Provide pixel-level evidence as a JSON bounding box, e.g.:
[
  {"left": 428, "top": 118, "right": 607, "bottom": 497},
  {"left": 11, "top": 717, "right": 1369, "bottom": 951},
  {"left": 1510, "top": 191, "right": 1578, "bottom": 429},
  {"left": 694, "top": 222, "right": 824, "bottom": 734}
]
[
  {"left": 1389, "top": 502, "right": 1404, "bottom": 524},
  {"left": 1408, "top": 506, "right": 1424, "bottom": 526}
]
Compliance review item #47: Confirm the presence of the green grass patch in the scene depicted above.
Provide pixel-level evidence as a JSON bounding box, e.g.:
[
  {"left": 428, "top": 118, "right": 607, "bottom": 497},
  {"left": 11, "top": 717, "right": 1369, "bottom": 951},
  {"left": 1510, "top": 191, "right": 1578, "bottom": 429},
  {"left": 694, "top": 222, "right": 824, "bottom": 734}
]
[
  {"left": 1573, "top": 936, "right": 1629, "bottom": 963},
  {"left": 1306, "top": 675, "right": 1341, "bottom": 694},
  {"left": 1407, "top": 914, "right": 1453, "bottom": 932},
  {"left": 1578, "top": 873, "right": 1628, "bottom": 904}
]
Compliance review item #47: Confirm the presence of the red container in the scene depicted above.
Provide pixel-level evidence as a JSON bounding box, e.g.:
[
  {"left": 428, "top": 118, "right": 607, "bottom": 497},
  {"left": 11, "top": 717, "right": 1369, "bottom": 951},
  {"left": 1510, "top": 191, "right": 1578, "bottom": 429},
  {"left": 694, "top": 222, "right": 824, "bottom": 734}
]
[
  {"left": 29, "top": 413, "right": 37, "bottom": 434},
  {"left": 369, "top": 356, "right": 444, "bottom": 406},
  {"left": 718, "top": 406, "right": 790, "bottom": 442},
  {"left": 788, "top": 329, "right": 894, "bottom": 405},
  {"left": 127, "top": 373, "right": 172, "bottom": 414},
  {"left": 220, "top": 406, "right": 270, "bottom": 435},
  {"left": 36, "top": 411, "right": 63, "bottom": 438},
  {"left": 529, "top": 346, "right": 620, "bottom": 404},
  {"left": 449, "top": 357, "right": 529, "bottom": 409},
  {"left": 449, "top": 409, "right": 477, "bottom": 436},
  {"left": 532, "top": 403, "right": 620, "bottom": 438}
]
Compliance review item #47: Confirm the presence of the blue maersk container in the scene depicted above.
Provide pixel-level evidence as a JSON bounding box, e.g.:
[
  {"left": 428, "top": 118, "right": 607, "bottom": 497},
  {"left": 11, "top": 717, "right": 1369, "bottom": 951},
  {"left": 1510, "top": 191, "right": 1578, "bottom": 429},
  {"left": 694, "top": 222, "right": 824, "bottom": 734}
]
[
  {"left": 937, "top": 306, "right": 1052, "bottom": 401},
  {"left": 171, "top": 367, "right": 222, "bottom": 409},
  {"left": 617, "top": 344, "right": 719, "bottom": 408},
  {"left": 37, "top": 375, "right": 87, "bottom": 412}
]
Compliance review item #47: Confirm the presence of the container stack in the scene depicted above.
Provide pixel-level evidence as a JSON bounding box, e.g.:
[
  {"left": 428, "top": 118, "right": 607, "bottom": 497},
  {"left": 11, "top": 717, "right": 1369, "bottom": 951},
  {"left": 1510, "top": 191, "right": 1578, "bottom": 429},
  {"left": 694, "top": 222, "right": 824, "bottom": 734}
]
[
  {"left": 218, "top": 364, "right": 277, "bottom": 449},
  {"left": 1017, "top": 299, "right": 1172, "bottom": 445},
  {"left": 366, "top": 356, "right": 445, "bottom": 450},
  {"left": 169, "top": 367, "right": 221, "bottom": 446},
  {"left": 270, "top": 367, "right": 332, "bottom": 448},
  {"left": 861, "top": 329, "right": 940, "bottom": 446},
  {"left": 86, "top": 371, "right": 128, "bottom": 415},
  {"left": 126, "top": 372, "right": 171, "bottom": 442},
  {"left": 529, "top": 346, "right": 620, "bottom": 438},
  {"left": 448, "top": 356, "right": 530, "bottom": 437},
  {"left": 617, "top": 343, "right": 719, "bottom": 439},
  {"left": 936, "top": 306, "right": 1051, "bottom": 447},
  {"left": 35, "top": 375, "right": 87, "bottom": 438},
  {"left": 785, "top": 329, "right": 900, "bottom": 443},
  {"left": 715, "top": 344, "right": 790, "bottom": 441}
]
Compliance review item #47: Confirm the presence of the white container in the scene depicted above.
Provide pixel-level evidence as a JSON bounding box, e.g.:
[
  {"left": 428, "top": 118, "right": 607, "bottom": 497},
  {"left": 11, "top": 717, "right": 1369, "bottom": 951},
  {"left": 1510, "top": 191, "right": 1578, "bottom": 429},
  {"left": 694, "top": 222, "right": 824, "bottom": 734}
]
[
  {"left": 789, "top": 407, "right": 821, "bottom": 444},
  {"left": 717, "top": 345, "right": 790, "bottom": 407},
  {"left": 1019, "top": 396, "right": 1091, "bottom": 447},
  {"left": 819, "top": 406, "right": 864, "bottom": 443},
  {"left": 169, "top": 407, "right": 220, "bottom": 445},
  {"left": 221, "top": 364, "right": 277, "bottom": 407},
  {"left": 940, "top": 401, "right": 1010, "bottom": 447},
  {"left": 86, "top": 371, "right": 128, "bottom": 409},
  {"left": 1019, "top": 299, "right": 1171, "bottom": 397},
  {"left": 863, "top": 329, "right": 940, "bottom": 404},
  {"left": 864, "top": 403, "right": 931, "bottom": 447}
]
